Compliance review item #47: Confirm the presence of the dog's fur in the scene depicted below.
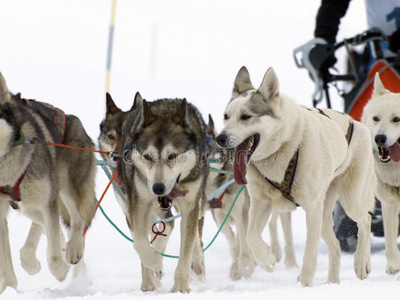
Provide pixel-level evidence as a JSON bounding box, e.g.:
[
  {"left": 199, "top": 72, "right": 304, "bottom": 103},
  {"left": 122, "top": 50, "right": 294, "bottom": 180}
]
[
  {"left": 216, "top": 66, "right": 376, "bottom": 286},
  {"left": 361, "top": 73, "right": 400, "bottom": 278},
  {"left": 0, "top": 72, "right": 96, "bottom": 293},
  {"left": 206, "top": 115, "right": 296, "bottom": 280},
  {"left": 117, "top": 97, "right": 208, "bottom": 293}
]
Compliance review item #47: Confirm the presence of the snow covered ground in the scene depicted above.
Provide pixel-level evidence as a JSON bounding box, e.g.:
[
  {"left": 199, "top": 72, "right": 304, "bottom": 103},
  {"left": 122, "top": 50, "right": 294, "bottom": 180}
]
[{"left": 1, "top": 0, "right": 400, "bottom": 299}]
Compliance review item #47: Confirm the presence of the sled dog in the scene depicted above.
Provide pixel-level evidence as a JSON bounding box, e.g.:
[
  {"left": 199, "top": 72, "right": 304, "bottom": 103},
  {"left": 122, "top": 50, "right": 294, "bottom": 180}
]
[
  {"left": 99, "top": 93, "right": 189, "bottom": 291},
  {"left": 117, "top": 97, "right": 208, "bottom": 293},
  {"left": 0, "top": 72, "right": 96, "bottom": 293},
  {"left": 206, "top": 115, "right": 296, "bottom": 280},
  {"left": 216, "top": 66, "right": 376, "bottom": 286},
  {"left": 361, "top": 73, "right": 400, "bottom": 278}
]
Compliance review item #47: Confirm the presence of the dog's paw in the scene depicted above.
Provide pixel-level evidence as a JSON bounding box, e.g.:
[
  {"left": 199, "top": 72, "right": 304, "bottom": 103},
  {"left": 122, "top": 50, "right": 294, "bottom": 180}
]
[
  {"left": 386, "top": 252, "right": 400, "bottom": 275},
  {"left": 169, "top": 282, "right": 191, "bottom": 293},
  {"left": 354, "top": 252, "right": 371, "bottom": 280},
  {"left": 238, "top": 256, "right": 256, "bottom": 278},
  {"left": 66, "top": 240, "right": 84, "bottom": 265},
  {"left": 0, "top": 276, "right": 18, "bottom": 294},
  {"left": 297, "top": 272, "right": 313, "bottom": 287},
  {"left": 48, "top": 257, "right": 70, "bottom": 282},
  {"left": 229, "top": 260, "right": 241, "bottom": 281},
  {"left": 20, "top": 249, "right": 41, "bottom": 275},
  {"left": 254, "top": 247, "right": 276, "bottom": 273}
]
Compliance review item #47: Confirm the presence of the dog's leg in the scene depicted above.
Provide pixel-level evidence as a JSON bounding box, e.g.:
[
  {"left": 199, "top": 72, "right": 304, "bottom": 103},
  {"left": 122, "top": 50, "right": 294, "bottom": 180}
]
[
  {"left": 170, "top": 200, "right": 199, "bottom": 293},
  {"left": 297, "top": 201, "right": 323, "bottom": 287},
  {"left": 131, "top": 201, "right": 163, "bottom": 278},
  {"left": 339, "top": 156, "right": 374, "bottom": 281},
  {"left": 60, "top": 192, "right": 85, "bottom": 265},
  {"left": 20, "top": 222, "right": 43, "bottom": 275},
  {"left": 279, "top": 212, "right": 298, "bottom": 268},
  {"left": 269, "top": 211, "right": 282, "bottom": 262},
  {"left": 381, "top": 201, "right": 400, "bottom": 274},
  {"left": 246, "top": 198, "right": 275, "bottom": 272},
  {"left": 212, "top": 209, "right": 239, "bottom": 279},
  {"left": 42, "top": 200, "right": 70, "bottom": 282},
  {"left": 141, "top": 263, "right": 161, "bottom": 291},
  {"left": 236, "top": 205, "right": 256, "bottom": 279},
  {"left": 321, "top": 183, "right": 341, "bottom": 284},
  {"left": 0, "top": 198, "right": 17, "bottom": 293}
]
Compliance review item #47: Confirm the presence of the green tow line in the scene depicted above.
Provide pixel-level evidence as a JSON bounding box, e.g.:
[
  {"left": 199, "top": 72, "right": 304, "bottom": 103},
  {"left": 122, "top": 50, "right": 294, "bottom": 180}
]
[{"left": 96, "top": 184, "right": 245, "bottom": 259}]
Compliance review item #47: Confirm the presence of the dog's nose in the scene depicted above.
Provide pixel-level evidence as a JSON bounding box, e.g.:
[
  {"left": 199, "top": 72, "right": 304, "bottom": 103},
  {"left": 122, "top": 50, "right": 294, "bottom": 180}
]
[
  {"left": 375, "top": 134, "right": 387, "bottom": 146},
  {"left": 216, "top": 134, "right": 228, "bottom": 148},
  {"left": 153, "top": 183, "right": 165, "bottom": 195}
]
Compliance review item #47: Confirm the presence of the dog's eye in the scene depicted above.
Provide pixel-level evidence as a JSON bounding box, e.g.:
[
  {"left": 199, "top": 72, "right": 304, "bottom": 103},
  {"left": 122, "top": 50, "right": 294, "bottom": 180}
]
[
  {"left": 143, "top": 154, "right": 153, "bottom": 162},
  {"left": 107, "top": 134, "right": 115, "bottom": 140},
  {"left": 223, "top": 114, "right": 229, "bottom": 120},
  {"left": 167, "top": 153, "right": 178, "bottom": 162},
  {"left": 373, "top": 116, "right": 380, "bottom": 122},
  {"left": 393, "top": 117, "right": 400, "bottom": 123},
  {"left": 240, "top": 115, "right": 251, "bottom": 121}
]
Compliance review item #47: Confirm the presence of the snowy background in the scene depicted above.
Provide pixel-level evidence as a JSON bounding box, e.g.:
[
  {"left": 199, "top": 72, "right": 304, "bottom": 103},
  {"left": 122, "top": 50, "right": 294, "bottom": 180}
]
[{"left": 1, "top": 0, "right": 400, "bottom": 299}]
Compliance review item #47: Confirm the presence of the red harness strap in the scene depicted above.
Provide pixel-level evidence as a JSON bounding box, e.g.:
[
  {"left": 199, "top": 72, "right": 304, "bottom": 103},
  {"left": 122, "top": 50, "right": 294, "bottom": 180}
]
[
  {"left": 0, "top": 164, "right": 30, "bottom": 202},
  {"left": 209, "top": 189, "right": 227, "bottom": 209}
]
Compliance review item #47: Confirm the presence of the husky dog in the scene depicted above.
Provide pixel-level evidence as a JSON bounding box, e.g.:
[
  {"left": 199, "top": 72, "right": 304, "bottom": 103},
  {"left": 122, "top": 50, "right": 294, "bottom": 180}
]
[
  {"left": 361, "top": 73, "right": 400, "bottom": 278},
  {"left": 216, "top": 66, "right": 376, "bottom": 286},
  {"left": 99, "top": 93, "right": 182, "bottom": 291},
  {"left": 0, "top": 72, "right": 96, "bottom": 293},
  {"left": 206, "top": 115, "right": 296, "bottom": 280},
  {"left": 117, "top": 97, "right": 208, "bottom": 293}
]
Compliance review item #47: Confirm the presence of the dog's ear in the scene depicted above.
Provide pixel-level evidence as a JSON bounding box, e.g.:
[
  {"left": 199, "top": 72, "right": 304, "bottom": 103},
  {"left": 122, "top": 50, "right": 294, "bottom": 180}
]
[
  {"left": 207, "top": 114, "right": 218, "bottom": 139},
  {"left": 131, "top": 92, "right": 143, "bottom": 111},
  {"left": 372, "top": 73, "right": 390, "bottom": 97},
  {"left": 0, "top": 72, "right": 11, "bottom": 104},
  {"left": 233, "top": 66, "right": 254, "bottom": 97},
  {"left": 258, "top": 67, "right": 280, "bottom": 101},
  {"left": 106, "top": 93, "right": 121, "bottom": 115},
  {"left": 142, "top": 100, "right": 157, "bottom": 127},
  {"left": 171, "top": 98, "right": 188, "bottom": 126}
]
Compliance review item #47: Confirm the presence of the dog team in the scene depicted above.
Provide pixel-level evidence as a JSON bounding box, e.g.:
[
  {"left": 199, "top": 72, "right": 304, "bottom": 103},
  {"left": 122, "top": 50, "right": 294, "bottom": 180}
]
[{"left": 0, "top": 65, "right": 399, "bottom": 293}]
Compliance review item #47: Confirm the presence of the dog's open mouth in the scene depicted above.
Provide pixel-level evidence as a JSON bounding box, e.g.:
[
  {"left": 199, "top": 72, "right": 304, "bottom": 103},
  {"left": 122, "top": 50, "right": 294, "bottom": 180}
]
[
  {"left": 233, "top": 134, "right": 260, "bottom": 185},
  {"left": 378, "top": 139, "right": 400, "bottom": 163},
  {"left": 157, "top": 176, "right": 188, "bottom": 211}
]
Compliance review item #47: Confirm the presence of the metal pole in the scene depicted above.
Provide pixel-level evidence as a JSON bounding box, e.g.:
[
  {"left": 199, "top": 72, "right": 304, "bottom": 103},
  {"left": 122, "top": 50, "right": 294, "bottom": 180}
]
[{"left": 105, "top": 0, "right": 118, "bottom": 94}]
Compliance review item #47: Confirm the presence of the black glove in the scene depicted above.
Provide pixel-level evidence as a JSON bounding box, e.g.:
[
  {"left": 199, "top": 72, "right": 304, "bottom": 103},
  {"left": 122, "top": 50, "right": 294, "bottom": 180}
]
[
  {"left": 389, "top": 29, "right": 400, "bottom": 53},
  {"left": 309, "top": 43, "right": 337, "bottom": 72}
]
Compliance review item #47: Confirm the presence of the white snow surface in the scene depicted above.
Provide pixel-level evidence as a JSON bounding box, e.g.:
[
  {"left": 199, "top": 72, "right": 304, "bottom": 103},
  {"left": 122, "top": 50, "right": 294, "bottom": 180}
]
[{"left": 1, "top": 0, "right": 400, "bottom": 299}]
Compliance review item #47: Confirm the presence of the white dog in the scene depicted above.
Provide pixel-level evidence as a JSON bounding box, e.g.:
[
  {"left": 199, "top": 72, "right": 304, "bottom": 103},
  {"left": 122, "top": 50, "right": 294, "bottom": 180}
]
[
  {"left": 361, "top": 73, "right": 400, "bottom": 278},
  {"left": 216, "top": 66, "right": 376, "bottom": 286}
]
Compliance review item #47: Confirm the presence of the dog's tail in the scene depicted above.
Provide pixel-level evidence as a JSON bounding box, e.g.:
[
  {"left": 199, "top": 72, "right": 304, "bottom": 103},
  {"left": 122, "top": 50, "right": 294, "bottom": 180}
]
[{"left": 0, "top": 72, "right": 11, "bottom": 103}]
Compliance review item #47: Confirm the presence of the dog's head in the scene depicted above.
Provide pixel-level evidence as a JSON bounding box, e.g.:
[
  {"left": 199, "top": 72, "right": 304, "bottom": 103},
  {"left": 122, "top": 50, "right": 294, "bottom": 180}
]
[
  {"left": 128, "top": 98, "right": 200, "bottom": 201},
  {"left": 99, "top": 92, "right": 142, "bottom": 160},
  {"left": 362, "top": 73, "right": 400, "bottom": 163},
  {"left": 216, "top": 66, "right": 282, "bottom": 184}
]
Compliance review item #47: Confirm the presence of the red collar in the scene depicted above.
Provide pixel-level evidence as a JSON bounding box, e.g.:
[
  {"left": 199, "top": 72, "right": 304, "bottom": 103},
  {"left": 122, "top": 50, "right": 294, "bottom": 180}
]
[{"left": 0, "top": 164, "right": 30, "bottom": 202}]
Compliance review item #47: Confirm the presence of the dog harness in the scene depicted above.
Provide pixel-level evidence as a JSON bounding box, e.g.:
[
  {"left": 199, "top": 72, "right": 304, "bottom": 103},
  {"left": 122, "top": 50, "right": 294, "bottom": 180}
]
[
  {"left": 209, "top": 189, "right": 227, "bottom": 209},
  {"left": 265, "top": 118, "right": 354, "bottom": 205},
  {"left": 0, "top": 99, "right": 66, "bottom": 207}
]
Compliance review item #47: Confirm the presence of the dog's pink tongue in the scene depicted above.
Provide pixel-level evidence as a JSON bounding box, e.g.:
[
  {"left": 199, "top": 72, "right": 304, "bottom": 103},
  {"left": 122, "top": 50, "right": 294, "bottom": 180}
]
[
  {"left": 167, "top": 183, "right": 189, "bottom": 199},
  {"left": 389, "top": 142, "right": 400, "bottom": 162},
  {"left": 233, "top": 139, "right": 250, "bottom": 185}
]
